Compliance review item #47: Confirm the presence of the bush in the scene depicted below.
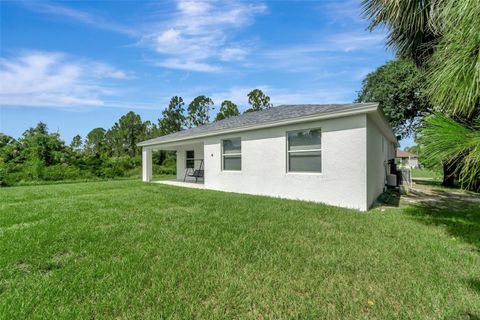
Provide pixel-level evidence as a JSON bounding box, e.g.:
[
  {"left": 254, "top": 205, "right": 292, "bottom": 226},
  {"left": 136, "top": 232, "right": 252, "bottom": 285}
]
[
  {"left": 153, "top": 164, "right": 176, "bottom": 175},
  {"left": 101, "top": 156, "right": 139, "bottom": 178},
  {"left": 42, "top": 164, "right": 89, "bottom": 181}
]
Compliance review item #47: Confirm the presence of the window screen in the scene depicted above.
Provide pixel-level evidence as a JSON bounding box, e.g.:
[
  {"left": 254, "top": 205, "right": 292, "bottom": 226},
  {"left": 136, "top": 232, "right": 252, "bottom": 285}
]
[
  {"left": 287, "top": 129, "right": 321, "bottom": 173},
  {"left": 222, "top": 138, "right": 241, "bottom": 171}
]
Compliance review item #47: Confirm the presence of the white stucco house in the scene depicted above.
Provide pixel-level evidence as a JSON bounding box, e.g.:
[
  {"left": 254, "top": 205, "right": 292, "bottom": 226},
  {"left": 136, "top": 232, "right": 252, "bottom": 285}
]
[{"left": 138, "top": 103, "right": 398, "bottom": 211}]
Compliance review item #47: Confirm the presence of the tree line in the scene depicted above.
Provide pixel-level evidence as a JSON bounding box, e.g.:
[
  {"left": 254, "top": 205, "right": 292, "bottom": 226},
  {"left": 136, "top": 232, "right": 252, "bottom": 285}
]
[{"left": 0, "top": 89, "right": 272, "bottom": 186}]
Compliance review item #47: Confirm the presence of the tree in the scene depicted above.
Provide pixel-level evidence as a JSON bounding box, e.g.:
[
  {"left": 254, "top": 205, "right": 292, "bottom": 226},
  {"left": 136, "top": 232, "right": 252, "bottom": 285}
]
[
  {"left": 0, "top": 133, "right": 15, "bottom": 148},
  {"left": 70, "top": 135, "right": 83, "bottom": 150},
  {"left": 362, "top": 0, "right": 480, "bottom": 189},
  {"left": 19, "top": 123, "right": 66, "bottom": 166},
  {"left": 245, "top": 89, "right": 272, "bottom": 113},
  {"left": 85, "top": 128, "right": 107, "bottom": 156},
  {"left": 404, "top": 145, "right": 420, "bottom": 156},
  {"left": 159, "top": 96, "right": 186, "bottom": 135},
  {"left": 116, "top": 111, "right": 146, "bottom": 157},
  {"left": 187, "top": 95, "right": 214, "bottom": 127},
  {"left": 215, "top": 100, "right": 240, "bottom": 121},
  {"left": 355, "top": 59, "right": 432, "bottom": 138},
  {"left": 144, "top": 121, "right": 160, "bottom": 139},
  {"left": 419, "top": 114, "right": 480, "bottom": 191},
  {"left": 23, "top": 122, "right": 48, "bottom": 138}
]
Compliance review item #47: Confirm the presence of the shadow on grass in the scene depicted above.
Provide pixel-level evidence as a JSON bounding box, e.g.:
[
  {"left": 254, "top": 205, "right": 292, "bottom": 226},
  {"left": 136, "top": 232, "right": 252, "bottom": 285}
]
[
  {"left": 469, "top": 279, "right": 480, "bottom": 294},
  {"left": 373, "top": 188, "right": 401, "bottom": 208},
  {"left": 412, "top": 179, "right": 444, "bottom": 188},
  {"left": 402, "top": 187, "right": 480, "bottom": 250}
]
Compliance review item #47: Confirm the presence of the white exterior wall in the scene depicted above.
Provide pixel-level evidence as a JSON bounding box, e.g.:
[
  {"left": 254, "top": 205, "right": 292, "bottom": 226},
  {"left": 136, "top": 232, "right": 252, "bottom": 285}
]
[
  {"left": 203, "top": 114, "right": 369, "bottom": 210},
  {"left": 174, "top": 143, "right": 204, "bottom": 181},
  {"left": 366, "top": 116, "right": 396, "bottom": 207}
]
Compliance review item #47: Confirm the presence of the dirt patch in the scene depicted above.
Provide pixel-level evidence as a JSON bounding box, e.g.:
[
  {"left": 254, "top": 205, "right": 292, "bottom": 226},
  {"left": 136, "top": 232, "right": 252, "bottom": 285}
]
[{"left": 402, "top": 183, "right": 480, "bottom": 209}]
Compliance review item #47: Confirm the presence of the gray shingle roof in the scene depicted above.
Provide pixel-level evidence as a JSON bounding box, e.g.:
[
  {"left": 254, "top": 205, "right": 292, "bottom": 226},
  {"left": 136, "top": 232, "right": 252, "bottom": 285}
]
[{"left": 138, "top": 103, "right": 378, "bottom": 146}]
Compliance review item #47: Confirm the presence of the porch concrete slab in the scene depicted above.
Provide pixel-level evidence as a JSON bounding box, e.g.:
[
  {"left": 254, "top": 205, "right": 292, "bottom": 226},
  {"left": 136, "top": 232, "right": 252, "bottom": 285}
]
[{"left": 153, "top": 180, "right": 205, "bottom": 189}]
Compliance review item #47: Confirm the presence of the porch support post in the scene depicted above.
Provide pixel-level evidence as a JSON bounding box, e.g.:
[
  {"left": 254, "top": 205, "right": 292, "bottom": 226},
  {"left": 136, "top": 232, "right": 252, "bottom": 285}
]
[{"left": 142, "top": 147, "right": 152, "bottom": 182}]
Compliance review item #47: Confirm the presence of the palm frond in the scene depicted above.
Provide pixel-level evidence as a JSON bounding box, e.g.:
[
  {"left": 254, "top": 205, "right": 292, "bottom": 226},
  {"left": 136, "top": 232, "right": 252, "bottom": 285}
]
[
  {"left": 419, "top": 114, "right": 480, "bottom": 189},
  {"left": 426, "top": 0, "right": 480, "bottom": 117},
  {"left": 361, "top": 0, "right": 441, "bottom": 65}
]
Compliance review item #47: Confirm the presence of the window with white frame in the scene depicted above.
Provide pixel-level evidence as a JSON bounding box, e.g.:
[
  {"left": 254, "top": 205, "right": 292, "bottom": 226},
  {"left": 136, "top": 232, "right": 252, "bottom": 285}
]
[
  {"left": 287, "top": 128, "right": 322, "bottom": 173},
  {"left": 222, "top": 138, "right": 241, "bottom": 171}
]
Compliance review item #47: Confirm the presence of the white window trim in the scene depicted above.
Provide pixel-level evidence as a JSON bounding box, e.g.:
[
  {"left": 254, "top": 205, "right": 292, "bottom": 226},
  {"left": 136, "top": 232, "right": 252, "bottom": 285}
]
[
  {"left": 221, "top": 137, "right": 242, "bottom": 172},
  {"left": 286, "top": 128, "right": 322, "bottom": 174}
]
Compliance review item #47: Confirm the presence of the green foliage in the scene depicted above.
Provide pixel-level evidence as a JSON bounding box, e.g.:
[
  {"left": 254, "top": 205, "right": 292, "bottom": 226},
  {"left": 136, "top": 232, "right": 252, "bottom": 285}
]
[
  {"left": 101, "top": 156, "right": 141, "bottom": 178},
  {"left": 70, "top": 134, "right": 82, "bottom": 150},
  {"left": 363, "top": 0, "right": 480, "bottom": 191},
  {"left": 42, "top": 164, "right": 87, "bottom": 181},
  {"left": 85, "top": 128, "right": 107, "bottom": 156},
  {"left": 404, "top": 145, "right": 420, "bottom": 156},
  {"left": 111, "top": 111, "right": 147, "bottom": 157},
  {"left": 426, "top": 0, "right": 480, "bottom": 117},
  {"left": 187, "top": 95, "right": 214, "bottom": 127},
  {"left": 356, "top": 59, "right": 432, "bottom": 137},
  {"left": 419, "top": 114, "right": 480, "bottom": 190},
  {"left": 1, "top": 109, "right": 171, "bottom": 185},
  {"left": 159, "top": 96, "right": 186, "bottom": 135},
  {"left": 214, "top": 100, "right": 240, "bottom": 121},
  {"left": 245, "top": 89, "right": 272, "bottom": 113}
]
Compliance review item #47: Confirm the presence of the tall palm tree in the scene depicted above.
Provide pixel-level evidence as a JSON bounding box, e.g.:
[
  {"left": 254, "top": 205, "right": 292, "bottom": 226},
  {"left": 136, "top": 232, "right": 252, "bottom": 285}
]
[{"left": 362, "top": 0, "right": 480, "bottom": 189}]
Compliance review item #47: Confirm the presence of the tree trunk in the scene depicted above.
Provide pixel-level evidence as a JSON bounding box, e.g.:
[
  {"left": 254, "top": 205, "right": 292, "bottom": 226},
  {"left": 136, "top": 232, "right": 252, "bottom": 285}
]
[{"left": 442, "top": 161, "right": 456, "bottom": 187}]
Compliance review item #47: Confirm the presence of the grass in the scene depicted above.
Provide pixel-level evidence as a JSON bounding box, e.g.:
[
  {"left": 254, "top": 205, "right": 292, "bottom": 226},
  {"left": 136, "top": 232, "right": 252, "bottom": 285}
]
[
  {"left": 1, "top": 180, "right": 479, "bottom": 319},
  {"left": 411, "top": 168, "right": 442, "bottom": 179}
]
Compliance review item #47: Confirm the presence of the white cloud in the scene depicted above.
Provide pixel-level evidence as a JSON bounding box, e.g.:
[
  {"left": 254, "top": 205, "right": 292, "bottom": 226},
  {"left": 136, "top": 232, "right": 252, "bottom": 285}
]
[
  {"left": 254, "top": 31, "right": 386, "bottom": 75},
  {"left": 317, "top": 0, "right": 366, "bottom": 24},
  {"left": 0, "top": 51, "right": 131, "bottom": 108},
  {"left": 155, "top": 58, "right": 221, "bottom": 73},
  {"left": 330, "top": 33, "right": 385, "bottom": 52},
  {"left": 143, "top": 0, "right": 267, "bottom": 72},
  {"left": 19, "top": 1, "right": 136, "bottom": 36},
  {"left": 219, "top": 48, "right": 249, "bottom": 61}
]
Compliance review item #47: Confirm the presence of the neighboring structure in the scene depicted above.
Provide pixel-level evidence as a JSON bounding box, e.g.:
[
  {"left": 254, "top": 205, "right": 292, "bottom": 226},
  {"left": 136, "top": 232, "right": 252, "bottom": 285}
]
[
  {"left": 396, "top": 150, "right": 419, "bottom": 168},
  {"left": 138, "top": 103, "right": 398, "bottom": 211}
]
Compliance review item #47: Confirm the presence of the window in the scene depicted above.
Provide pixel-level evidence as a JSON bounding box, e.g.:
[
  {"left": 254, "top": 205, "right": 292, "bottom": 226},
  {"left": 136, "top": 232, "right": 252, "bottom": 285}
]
[
  {"left": 287, "top": 128, "right": 321, "bottom": 173},
  {"left": 186, "top": 150, "right": 194, "bottom": 169},
  {"left": 222, "top": 138, "right": 241, "bottom": 171}
]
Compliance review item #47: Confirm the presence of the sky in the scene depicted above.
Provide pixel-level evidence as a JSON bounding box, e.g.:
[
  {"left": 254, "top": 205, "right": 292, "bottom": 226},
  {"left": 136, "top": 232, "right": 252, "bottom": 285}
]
[{"left": 0, "top": 0, "right": 412, "bottom": 147}]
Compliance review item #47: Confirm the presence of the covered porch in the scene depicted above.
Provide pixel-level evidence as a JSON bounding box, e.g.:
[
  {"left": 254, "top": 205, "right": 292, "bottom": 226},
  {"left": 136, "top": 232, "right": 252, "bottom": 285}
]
[{"left": 142, "top": 140, "right": 205, "bottom": 185}]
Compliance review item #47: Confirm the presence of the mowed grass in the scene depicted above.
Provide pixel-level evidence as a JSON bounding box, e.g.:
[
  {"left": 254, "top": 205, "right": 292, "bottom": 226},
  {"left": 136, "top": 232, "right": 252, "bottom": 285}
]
[
  {"left": 0, "top": 180, "right": 479, "bottom": 319},
  {"left": 411, "top": 168, "right": 442, "bottom": 179}
]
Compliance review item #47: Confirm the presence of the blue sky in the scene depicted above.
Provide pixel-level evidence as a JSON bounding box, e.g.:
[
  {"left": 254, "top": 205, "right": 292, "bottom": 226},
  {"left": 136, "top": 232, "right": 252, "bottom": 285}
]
[{"left": 1, "top": 0, "right": 411, "bottom": 146}]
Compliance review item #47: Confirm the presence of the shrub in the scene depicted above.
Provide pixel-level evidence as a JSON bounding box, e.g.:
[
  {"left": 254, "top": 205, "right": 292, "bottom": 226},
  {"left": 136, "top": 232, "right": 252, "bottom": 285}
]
[
  {"left": 42, "top": 164, "right": 87, "bottom": 181},
  {"left": 101, "top": 156, "right": 139, "bottom": 178}
]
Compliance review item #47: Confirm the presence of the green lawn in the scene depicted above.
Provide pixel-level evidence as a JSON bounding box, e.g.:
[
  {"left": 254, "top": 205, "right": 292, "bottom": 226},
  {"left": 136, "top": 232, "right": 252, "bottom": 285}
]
[
  {"left": 1, "top": 180, "right": 479, "bottom": 319},
  {"left": 411, "top": 168, "right": 442, "bottom": 179}
]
